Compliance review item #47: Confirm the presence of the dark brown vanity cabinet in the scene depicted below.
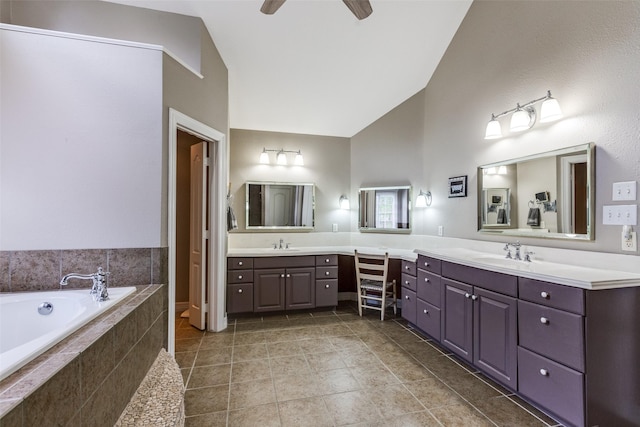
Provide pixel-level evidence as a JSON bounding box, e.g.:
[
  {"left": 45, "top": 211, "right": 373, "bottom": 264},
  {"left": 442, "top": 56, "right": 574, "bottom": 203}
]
[
  {"left": 400, "top": 259, "right": 417, "bottom": 324},
  {"left": 401, "top": 256, "right": 443, "bottom": 340},
  {"left": 227, "top": 257, "right": 254, "bottom": 314},
  {"left": 315, "top": 255, "right": 338, "bottom": 307},
  {"left": 441, "top": 262, "right": 518, "bottom": 390}
]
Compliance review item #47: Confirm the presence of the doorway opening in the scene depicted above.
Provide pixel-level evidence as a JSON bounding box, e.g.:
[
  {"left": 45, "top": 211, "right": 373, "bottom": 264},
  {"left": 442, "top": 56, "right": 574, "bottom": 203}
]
[{"left": 168, "top": 109, "right": 228, "bottom": 356}]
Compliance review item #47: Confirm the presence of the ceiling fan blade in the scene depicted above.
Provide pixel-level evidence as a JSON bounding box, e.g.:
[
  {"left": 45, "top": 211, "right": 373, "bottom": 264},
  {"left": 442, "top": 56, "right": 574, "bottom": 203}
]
[
  {"left": 261, "top": 0, "right": 286, "bottom": 15},
  {"left": 342, "top": 0, "right": 373, "bottom": 20}
]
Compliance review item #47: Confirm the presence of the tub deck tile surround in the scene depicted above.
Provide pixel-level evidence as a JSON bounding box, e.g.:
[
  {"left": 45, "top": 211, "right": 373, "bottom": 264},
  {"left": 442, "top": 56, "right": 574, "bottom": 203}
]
[
  {"left": 0, "top": 247, "right": 168, "bottom": 293},
  {"left": 0, "top": 284, "right": 167, "bottom": 426}
]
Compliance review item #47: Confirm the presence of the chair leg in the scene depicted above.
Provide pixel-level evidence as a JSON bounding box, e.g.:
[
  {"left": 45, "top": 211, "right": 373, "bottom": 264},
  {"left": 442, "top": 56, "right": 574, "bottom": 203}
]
[
  {"left": 380, "top": 288, "right": 385, "bottom": 321},
  {"left": 392, "top": 280, "right": 397, "bottom": 315}
]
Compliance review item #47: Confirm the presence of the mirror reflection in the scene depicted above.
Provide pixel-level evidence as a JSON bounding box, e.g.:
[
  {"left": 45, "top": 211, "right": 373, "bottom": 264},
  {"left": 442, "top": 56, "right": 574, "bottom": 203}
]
[
  {"left": 359, "top": 186, "right": 411, "bottom": 233},
  {"left": 478, "top": 143, "right": 594, "bottom": 240},
  {"left": 246, "top": 182, "right": 314, "bottom": 230}
]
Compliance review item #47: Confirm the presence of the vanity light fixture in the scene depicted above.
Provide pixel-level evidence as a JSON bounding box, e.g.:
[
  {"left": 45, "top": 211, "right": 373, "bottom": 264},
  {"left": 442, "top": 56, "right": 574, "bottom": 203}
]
[
  {"left": 484, "top": 90, "right": 562, "bottom": 139},
  {"left": 259, "top": 147, "right": 304, "bottom": 166},
  {"left": 415, "top": 190, "right": 432, "bottom": 208},
  {"left": 339, "top": 195, "right": 350, "bottom": 210}
]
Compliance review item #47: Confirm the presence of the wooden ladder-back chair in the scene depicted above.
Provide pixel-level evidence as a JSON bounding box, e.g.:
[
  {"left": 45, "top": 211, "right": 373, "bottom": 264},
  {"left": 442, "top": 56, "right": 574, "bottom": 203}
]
[{"left": 354, "top": 250, "right": 397, "bottom": 320}]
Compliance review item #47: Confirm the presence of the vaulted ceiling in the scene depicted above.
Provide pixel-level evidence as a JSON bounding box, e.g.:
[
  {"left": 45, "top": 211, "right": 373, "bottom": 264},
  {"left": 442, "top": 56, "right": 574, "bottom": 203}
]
[{"left": 106, "top": 0, "right": 472, "bottom": 137}]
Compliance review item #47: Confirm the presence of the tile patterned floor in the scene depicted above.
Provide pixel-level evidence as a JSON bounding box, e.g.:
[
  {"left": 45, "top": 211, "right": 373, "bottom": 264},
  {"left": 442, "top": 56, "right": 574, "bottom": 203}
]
[{"left": 175, "top": 304, "right": 563, "bottom": 427}]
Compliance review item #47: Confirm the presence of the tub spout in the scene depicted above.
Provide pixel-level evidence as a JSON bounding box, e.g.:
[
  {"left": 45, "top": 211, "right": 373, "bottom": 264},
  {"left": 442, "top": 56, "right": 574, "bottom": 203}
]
[{"left": 60, "top": 267, "right": 109, "bottom": 301}]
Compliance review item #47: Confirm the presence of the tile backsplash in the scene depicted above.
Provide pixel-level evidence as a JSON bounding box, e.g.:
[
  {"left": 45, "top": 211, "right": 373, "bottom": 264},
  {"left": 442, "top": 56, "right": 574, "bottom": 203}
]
[{"left": 0, "top": 247, "right": 168, "bottom": 293}]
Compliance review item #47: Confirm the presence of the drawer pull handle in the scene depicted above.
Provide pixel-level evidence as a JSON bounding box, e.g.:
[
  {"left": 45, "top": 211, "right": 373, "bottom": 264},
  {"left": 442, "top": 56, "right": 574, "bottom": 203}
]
[
  {"left": 423, "top": 309, "right": 428, "bottom": 314},
  {"left": 471, "top": 295, "right": 478, "bottom": 301},
  {"left": 465, "top": 293, "right": 471, "bottom": 299},
  {"left": 539, "top": 369, "right": 549, "bottom": 376},
  {"left": 325, "top": 284, "right": 330, "bottom": 289},
  {"left": 540, "top": 317, "right": 549, "bottom": 324},
  {"left": 238, "top": 275, "right": 243, "bottom": 280},
  {"left": 541, "top": 291, "right": 549, "bottom": 299},
  {"left": 238, "top": 289, "right": 243, "bottom": 294},
  {"left": 238, "top": 261, "right": 243, "bottom": 266}
]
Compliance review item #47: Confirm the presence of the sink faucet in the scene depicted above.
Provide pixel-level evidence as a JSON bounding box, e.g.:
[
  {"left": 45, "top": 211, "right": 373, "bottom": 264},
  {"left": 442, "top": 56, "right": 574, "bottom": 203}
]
[
  {"left": 279, "top": 238, "right": 284, "bottom": 249},
  {"left": 504, "top": 241, "right": 522, "bottom": 260},
  {"left": 60, "top": 267, "right": 109, "bottom": 301}
]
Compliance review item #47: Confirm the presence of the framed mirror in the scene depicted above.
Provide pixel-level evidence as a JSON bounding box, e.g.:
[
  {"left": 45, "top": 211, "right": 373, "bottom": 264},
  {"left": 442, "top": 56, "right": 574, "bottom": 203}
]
[
  {"left": 246, "top": 181, "right": 315, "bottom": 230},
  {"left": 359, "top": 186, "right": 412, "bottom": 233},
  {"left": 477, "top": 143, "right": 595, "bottom": 240}
]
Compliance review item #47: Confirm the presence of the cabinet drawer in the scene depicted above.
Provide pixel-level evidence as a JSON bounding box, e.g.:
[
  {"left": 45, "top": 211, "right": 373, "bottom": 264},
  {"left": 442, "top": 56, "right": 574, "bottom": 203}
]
[
  {"left": 519, "top": 277, "right": 584, "bottom": 315},
  {"left": 254, "top": 256, "right": 315, "bottom": 269},
  {"left": 401, "top": 260, "right": 416, "bottom": 276},
  {"left": 417, "top": 269, "right": 441, "bottom": 307},
  {"left": 401, "top": 273, "right": 416, "bottom": 292},
  {"left": 316, "top": 279, "right": 338, "bottom": 307},
  {"left": 518, "top": 300, "right": 584, "bottom": 372},
  {"left": 417, "top": 255, "right": 441, "bottom": 275},
  {"left": 228, "top": 257, "right": 253, "bottom": 270},
  {"left": 316, "top": 266, "right": 338, "bottom": 279},
  {"left": 401, "top": 287, "right": 417, "bottom": 324},
  {"left": 518, "top": 347, "right": 584, "bottom": 427},
  {"left": 416, "top": 299, "right": 440, "bottom": 340},
  {"left": 316, "top": 255, "right": 338, "bottom": 266},
  {"left": 442, "top": 261, "right": 517, "bottom": 297},
  {"left": 227, "top": 283, "right": 254, "bottom": 314},
  {"left": 227, "top": 270, "right": 254, "bottom": 284}
]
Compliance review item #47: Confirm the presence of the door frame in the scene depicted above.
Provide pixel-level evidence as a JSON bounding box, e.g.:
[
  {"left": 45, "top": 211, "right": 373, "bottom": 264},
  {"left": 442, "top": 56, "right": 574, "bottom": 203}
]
[{"left": 168, "top": 108, "right": 228, "bottom": 355}]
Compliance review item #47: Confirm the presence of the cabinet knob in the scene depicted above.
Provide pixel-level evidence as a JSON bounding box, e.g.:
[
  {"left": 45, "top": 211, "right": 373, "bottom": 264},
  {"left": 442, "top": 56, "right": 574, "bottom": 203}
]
[
  {"left": 325, "top": 284, "right": 330, "bottom": 289},
  {"left": 325, "top": 258, "right": 330, "bottom": 263},
  {"left": 281, "top": 274, "right": 285, "bottom": 278},
  {"left": 405, "top": 265, "right": 410, "bottom": 270},
  {"left": 539, "top": 368, "right": 549, "bottom": 376},
  {"left": 238, "top": 275, "right": 243, "bottom": 280},
  {"left": 424, "top": 278, "right": 429, "bottom": 283},
  {"left": 471, "top": 295, "right": 478, "bottom": 301},
  {"left": 238, "top": 289, "right": 243, "bottom": 294},
  {"left": 424, "top": 262, "right": 429, "bottom": 267},
  {"left": 423, "top": 309, "right": 428, "bottom": 314},
  {"left": 405, "top": 295, "right": 410, "bottom": 300},
  {"left": 465, "top": 293, "right": 471, "bottom": 298},
  {"left": 540, "top": 317, "right": 549, "bottom": 324},
  {"left": 541, "top": 291, "right": 549, "bottom": 299},
  {"left": 238, "top": 261, "right": 243, "bottom": 266},
  {"left": 325, "top": 271, "right": 330, "bottom": 276},
  {"left": 286, "top": 274, "right": 291, "bottom": 278},
  {"left": 405, "top": 280, "right": 409, "bottom": 285}
]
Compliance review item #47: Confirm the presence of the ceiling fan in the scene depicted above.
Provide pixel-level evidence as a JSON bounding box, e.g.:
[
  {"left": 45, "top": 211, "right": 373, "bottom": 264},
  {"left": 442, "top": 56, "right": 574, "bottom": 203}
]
[{"left": 260, "top": 0, "right": 373, "bottom": 20}]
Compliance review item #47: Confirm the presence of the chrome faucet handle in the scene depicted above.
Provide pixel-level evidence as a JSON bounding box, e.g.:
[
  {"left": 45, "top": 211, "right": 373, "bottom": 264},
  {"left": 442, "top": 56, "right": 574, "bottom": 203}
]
[
  {"left": 514, "top": 246, "right": 522, "bottom": 261},
  {"left": 504, "top": 244, "right": 512, "bottom": 259},
  {"left": 285, "top": 242, "right": 290, "bottom": 249},
  {"left": 524, "top": 250, "right": 535, "bottom": 262}
]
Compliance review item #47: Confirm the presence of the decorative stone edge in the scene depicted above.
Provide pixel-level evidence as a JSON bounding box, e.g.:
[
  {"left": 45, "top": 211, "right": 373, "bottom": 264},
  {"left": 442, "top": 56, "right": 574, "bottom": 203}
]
[{"left": 115, "top": 348, "right": 185, "bottom": 427}]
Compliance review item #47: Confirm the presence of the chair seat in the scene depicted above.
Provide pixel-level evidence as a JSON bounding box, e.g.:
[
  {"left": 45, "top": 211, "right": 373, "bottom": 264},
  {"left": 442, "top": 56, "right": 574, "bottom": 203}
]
[{"left": 360, "top": 280, "right": 394, "bottom": 292}]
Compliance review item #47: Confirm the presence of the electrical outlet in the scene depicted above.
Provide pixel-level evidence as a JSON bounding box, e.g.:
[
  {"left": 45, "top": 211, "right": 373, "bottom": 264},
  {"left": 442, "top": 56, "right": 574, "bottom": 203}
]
[
  {"left": 622, "top": 231, "right": 637, "bottom": 252},
  {"left": 613, "top": 181, "right": 637, "bottom": 201},
  {"left": 332, "top": 223, "right": 338, "bottom": 232},
  {"left": 438, "top": 225, "right": 444, "bottom": 236}
]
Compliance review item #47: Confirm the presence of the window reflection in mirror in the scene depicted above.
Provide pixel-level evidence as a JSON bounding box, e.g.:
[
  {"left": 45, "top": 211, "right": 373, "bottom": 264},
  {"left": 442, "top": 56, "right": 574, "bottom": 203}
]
[
  {"left": 478, "top": 143, "right": 594, "bottom": 240},
  {"left": 359, "top": 186, "right": 411, "bottom": 233},
  {"left": 246, "top": 182, "right": 314, "bottom": 230}
]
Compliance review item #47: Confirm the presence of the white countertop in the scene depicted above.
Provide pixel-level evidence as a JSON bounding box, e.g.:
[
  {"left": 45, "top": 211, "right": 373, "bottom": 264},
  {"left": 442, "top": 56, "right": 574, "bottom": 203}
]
[{"left": 227, "top": 245, "right": 640, "bottom": 290}]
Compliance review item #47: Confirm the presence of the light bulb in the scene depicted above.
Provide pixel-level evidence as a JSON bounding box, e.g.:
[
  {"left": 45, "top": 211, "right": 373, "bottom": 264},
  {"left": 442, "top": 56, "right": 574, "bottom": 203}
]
[{"left": 484, "top": 118, "right": 502, "bottom": 139}]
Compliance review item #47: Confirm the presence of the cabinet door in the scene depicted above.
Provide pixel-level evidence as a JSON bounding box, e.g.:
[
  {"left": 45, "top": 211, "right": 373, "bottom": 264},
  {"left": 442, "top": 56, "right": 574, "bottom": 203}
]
[
  {"left": 416, "top": 299, "right": 440, "bottom": 340},
  {"left": 441, "top": 279, "right": 473, "bottom": 362},
  {"left": 474, "top": 287, "right": 517, "bottom": 389},
  {"left": 227, "top": 283, "right": 254, "bottom": 314},
  {"left": 316, "top": 279, "right": 338, "bottom": 307},
  {"left": 285, "top": 267, "right": 316, "bottom": 310},
  {"left": 254, "top": 268, "right": 285, "bottom": 312},
  {"left": 401, "top": 287, "right": 417, "bottom": 324}
]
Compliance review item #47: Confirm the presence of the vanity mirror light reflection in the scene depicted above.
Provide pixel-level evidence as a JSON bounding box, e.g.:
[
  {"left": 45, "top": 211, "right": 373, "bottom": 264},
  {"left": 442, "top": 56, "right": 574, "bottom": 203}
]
[
  {"left": 478, "top": 143, "right": 594, "bottom": 240},
  {"left": 359, "top": 185, "right": 412, "bottom": 233},
  {"left": 246, "top": 181, "right": 315, "bottom": 230}
]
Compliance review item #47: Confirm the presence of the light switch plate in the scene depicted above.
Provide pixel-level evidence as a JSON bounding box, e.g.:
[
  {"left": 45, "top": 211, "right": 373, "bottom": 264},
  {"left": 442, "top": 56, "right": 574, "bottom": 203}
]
[
  {"left": 603, "top": 205, "right": 638, "bottom": 225},
  {"left": 612, "top": 181, "right": 637, "bottom": 201}
]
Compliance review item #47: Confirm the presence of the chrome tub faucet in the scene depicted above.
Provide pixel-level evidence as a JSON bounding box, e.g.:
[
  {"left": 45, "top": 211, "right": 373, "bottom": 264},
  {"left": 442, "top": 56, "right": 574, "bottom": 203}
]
[{"left": 60, "top": 267, "right": 109, "bottom": 301}]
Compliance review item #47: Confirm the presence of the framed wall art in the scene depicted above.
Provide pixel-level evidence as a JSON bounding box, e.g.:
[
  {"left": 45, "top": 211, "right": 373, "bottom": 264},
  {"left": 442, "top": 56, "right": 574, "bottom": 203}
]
[{"left": 448, "top": 175, "right": 467, "bottom": 198}]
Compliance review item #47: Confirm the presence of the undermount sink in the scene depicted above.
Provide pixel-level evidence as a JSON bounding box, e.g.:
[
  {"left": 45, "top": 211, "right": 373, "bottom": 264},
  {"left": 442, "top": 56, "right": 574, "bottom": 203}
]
[{"left": 469, "top": 256, "right": 530, "bottom": 268}]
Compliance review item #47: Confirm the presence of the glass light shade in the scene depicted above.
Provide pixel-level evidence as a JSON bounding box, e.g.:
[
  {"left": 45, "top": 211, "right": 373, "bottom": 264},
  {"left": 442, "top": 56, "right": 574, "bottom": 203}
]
[
  {"left": 294, "top": 152, "right": 304, "bottom": 166},
  {"left": 415, "top": 190, "right": 432, "bottom": 208},
  {"left": 510, "top": 108, "right": 534, "bottom": 132},
  {"left": 485, "top": 167, "right": 497, "bottom": 175},
  {"left": 259, "top": 150, "right": 269, "bottom": 164},
  {"left": 497, "top": 165, "right": 508, "bottom": 175},
  {"left": 339, "top": 196, "right": 350, "bottom": 210},
  {"left": 484, "top": 119, "right": 502, "bottom": 139},
  {"left": 276, "top": 151, "right": 287, "bottom": 165},
  {"left": 539, "top": 97, "right": 562, "bottom": 123}
]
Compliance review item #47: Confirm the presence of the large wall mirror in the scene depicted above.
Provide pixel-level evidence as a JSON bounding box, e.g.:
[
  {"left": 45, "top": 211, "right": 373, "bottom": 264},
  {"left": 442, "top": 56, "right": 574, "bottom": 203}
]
[
  {"left": 246, "top": 181, "right": 315, "bottom": 230},
  {"left": 477, "top": 143, "right": 594, "bottom": 240},
  {"left": 359, "top": 186, "right": 412, "bottom": 233}
]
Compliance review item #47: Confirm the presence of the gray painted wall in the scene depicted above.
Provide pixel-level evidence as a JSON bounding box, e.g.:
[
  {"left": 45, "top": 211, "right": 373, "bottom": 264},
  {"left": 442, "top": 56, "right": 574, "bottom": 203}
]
[
  {"left": 229, "top": 129, "right": 351, "bottom": 234},
  {"left": 352, "top": 0, "right": 640, "bottom": 255}
]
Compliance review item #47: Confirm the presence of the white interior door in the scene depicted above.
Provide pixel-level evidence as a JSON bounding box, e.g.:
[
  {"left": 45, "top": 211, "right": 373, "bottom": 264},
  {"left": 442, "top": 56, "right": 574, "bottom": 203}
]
[{"left": 189, "top": 141, "right": 207, "bottom": 330}]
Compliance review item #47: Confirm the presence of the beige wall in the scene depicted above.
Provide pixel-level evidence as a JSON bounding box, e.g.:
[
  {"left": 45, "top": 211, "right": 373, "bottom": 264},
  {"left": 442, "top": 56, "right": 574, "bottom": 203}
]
[{"left": 353, "top": 0, "right": 640, "bottom": 255}]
